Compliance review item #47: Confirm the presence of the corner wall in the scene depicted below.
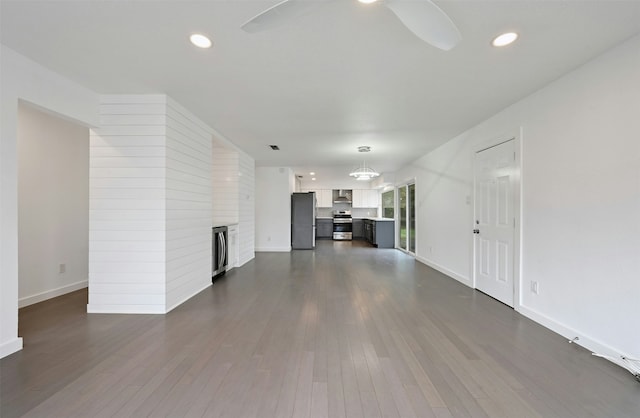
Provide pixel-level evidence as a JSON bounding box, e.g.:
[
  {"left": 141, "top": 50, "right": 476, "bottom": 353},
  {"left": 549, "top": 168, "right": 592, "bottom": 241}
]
[
  {"left": 88, "top": 95, "right": 214, "bottom": 314},
  {"left": 396, "top": 34, "right": 640, "bottom": 359},
  {"left": 0, "top": 45, "right": 99, "bottom": 358}
]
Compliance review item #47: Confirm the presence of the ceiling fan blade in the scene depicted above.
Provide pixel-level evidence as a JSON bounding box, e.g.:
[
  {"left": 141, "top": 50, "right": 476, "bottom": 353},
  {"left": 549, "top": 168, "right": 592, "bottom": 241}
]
[
  {"left": 384, "top": 0, "right": 461, "bottom": 50},
  {"left": 241, "top": 0, "right": 330, "bottom": 33}
]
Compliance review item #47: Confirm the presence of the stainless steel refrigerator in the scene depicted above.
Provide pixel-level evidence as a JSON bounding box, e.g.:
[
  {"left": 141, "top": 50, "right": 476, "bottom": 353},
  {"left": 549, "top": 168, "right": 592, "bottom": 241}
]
[{"left": 291, "top": 192, "right": 316, "bottom": 249}]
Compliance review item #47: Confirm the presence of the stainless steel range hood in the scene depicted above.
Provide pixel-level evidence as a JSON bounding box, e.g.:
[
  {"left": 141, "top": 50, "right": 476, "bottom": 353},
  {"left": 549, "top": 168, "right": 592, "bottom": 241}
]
[{"left": 333, "top": 189, "right": 352, "bottom": 204}]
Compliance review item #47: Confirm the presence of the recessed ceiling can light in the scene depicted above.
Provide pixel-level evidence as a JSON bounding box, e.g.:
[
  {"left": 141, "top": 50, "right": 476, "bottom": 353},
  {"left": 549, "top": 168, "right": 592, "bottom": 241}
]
[
  {"left": 309, "top": 172, "right": 315, "bottom": 175},
  {"left": 358, "top": 0, "right": 378, "bottom": 4},
  {"left": 190, "top": 33, "right": 212, "bottom": 48},
  {"left": 312, "top": 177, "right": 316, "bottom": 181},
  {"left": 492, "top": 32, "right": 518, "bottom": 47}
]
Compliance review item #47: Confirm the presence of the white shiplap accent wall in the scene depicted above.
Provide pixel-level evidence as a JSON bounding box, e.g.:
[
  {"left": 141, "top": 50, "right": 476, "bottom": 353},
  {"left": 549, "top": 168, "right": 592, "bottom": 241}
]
[
  {"left": 165, "top": 98, "right": 212, "bottom": 311},
  {"left": 89, "top": 95, "right": 213, "bottom": 313},
  {"left": 238, "top": 152, "right": 255, "bottom": 266},
  {"left": 212, "top": 145, "right": 239, "bottom": 224},
  {"left": 89, "top": 95, "right": 167, "bottom": 314}
]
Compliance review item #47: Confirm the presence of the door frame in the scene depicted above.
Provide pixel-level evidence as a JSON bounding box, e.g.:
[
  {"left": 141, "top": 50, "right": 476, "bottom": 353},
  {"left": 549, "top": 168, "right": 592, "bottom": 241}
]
[
  {"left": 395, "top": 179, "right": 416, "bottom": 255},
  {"left": 472, "top": 129, "right": 522, "bottom": 311}
]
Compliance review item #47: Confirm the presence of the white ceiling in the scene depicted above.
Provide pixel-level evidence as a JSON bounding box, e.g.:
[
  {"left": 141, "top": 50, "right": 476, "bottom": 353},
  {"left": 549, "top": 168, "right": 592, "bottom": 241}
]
[{"left": 2, "top": 1, "right": 639, "bottom": 185}]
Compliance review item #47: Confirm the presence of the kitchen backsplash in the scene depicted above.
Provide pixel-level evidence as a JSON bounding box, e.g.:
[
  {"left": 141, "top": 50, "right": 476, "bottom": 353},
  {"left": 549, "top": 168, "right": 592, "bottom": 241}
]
[
  {"left": 316, "top": 207, "right": 379, "bottom": 218},
  {"left": 351, "top": 208, "right": 379, "bottom": 218}
]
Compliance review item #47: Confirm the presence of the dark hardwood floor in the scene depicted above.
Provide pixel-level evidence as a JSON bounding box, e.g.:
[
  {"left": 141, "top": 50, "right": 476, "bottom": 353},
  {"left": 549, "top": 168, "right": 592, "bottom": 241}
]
[{"left": 2, "top": 240, "right": 639, "bottom": 417}]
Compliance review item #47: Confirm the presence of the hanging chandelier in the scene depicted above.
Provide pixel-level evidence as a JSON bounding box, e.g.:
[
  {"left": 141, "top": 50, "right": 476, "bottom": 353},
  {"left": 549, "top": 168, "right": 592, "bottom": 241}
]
[{"left": 349, "top": 146, "right": 380, "bottom": 181}]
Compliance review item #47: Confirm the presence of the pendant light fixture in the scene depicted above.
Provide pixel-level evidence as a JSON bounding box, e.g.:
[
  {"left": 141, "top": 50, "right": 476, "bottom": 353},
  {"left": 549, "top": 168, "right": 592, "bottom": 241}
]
[{"left": 349, "top": 146, "right": 380, "bottom": 181}]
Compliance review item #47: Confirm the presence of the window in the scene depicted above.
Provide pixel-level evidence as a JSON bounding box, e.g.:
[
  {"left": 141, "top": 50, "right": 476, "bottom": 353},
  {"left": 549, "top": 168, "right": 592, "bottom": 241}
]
[{"left": 382, "top": 190, "right": 394, "bottom": 218}]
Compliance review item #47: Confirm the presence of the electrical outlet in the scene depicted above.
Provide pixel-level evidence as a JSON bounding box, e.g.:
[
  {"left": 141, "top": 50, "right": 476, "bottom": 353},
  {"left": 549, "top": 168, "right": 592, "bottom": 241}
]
[
  {"left": 59, "top": 263, "right": 66, "bottom": 274},
  {"left": 530, "top": 281, "right": 538, "bottom": 294}
]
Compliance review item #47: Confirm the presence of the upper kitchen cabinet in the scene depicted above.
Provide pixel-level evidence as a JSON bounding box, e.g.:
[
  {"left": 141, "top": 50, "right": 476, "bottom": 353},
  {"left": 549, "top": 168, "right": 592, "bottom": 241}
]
[
  {"left": 304, "top": 189, "right": 333, "bottom": 207},
  {"left": 318, "top": 189, "right": 333, "bottom": 207},
  {"left": 352, "top": 189, "right": 379, "bottom": 208}
]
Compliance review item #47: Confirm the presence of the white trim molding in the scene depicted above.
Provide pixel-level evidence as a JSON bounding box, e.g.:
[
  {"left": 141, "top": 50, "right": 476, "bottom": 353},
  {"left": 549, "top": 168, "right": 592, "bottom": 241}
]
[
  {"left": 518, "top": 305, "right": 634, "bottom": 364},
  {"left": 416, "top": 255, "right": 472, "bottom": 287},
  {"left": 0, "top": 337, "right": 23, "bottom": 359},
  {"left": 255, "top": 246, "right": 292, "bottom": 253},
  {"left": 19, "top": 280, "right": 88, "bottom": 308}
]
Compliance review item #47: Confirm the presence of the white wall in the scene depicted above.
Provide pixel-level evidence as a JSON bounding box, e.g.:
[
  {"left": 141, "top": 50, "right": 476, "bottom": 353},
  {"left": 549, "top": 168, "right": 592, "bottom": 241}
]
[
  {"left": 165, "top": 98, "right": 213, "bottom": 311},
  {"left": 212, "top": 143, "right": 240, "bottom": 225},
  {"left": 88, "top": 95, "right": 169, "bottom": 314},
  {"left": 88, "top": 95, "right": 214, "bottom": 314},
  {"left": 18, "top": 103, "right": 89, "bottom": 307},
  {"left": 395, "top": 34, "right": 640, "bottom": 360},
  {"left": 1, "top": 45, "right": 99, "bottom": 358},
  {"left": 255, "top": 167, "right": 295, "bottom": 252},
  {"left": 238, "top": 152, "right": 256, "bottom": 264}
]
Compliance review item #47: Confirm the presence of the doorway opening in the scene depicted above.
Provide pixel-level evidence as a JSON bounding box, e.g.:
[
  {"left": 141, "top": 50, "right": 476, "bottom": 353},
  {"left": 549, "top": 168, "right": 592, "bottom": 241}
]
[{"left": 17, "top": 102, "right": 90, "bottom": 313}]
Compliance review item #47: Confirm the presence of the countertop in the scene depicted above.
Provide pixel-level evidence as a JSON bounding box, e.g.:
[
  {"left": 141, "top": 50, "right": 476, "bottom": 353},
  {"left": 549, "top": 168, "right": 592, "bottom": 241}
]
[
  {"left": 212, "top": 222, "right": 239, "bottom": 228},
  {"left": 316, "top": 217, "right": 394, "bottom": 222}
]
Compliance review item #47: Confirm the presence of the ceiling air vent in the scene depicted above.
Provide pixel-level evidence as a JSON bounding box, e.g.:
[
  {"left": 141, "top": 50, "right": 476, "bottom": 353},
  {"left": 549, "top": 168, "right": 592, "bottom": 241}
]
[{"left": 269, "top": 145, "right": 280, "bottom": 150}]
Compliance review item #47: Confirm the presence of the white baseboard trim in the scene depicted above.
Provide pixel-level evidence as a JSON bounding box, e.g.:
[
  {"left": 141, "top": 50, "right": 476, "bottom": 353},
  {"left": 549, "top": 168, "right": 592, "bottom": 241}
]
[
  {"left": 255, "top": 246, "right": 292, "bottom": 252},
  {"left": 19, "top": 280, "right": 88, "bottom": 308},
  {"left": 518, "top": 305, "right": 634, "bottom": 362},
  {"left": 86, "top": 304, "right": 166, "bottom": 314},
  {"left": 0, "top": 337, "right": 23, "bottom": 359},
  {"left": 416, "top": 257, "right": 636, "bottom": 376},
  {"left": 166, "top": 281, "right": 212, "bottom": 313},
  {"left": 237, "top": 254, "right": 255, "bottom": 268},
  {"left": 415, "top": 255, "right": 471, "bottom": 287}
]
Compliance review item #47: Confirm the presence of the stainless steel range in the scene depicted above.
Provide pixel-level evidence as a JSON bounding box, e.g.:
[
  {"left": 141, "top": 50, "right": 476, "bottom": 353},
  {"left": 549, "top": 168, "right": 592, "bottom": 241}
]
[{"left": 333, "top": 210, "right": 353, "bottom": 240}]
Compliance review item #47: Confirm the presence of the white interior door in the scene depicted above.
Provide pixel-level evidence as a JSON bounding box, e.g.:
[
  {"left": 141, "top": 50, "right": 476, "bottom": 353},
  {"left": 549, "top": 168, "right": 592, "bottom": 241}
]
[{"left": 474, "top": 140, "right": 516, "bottom": 306}]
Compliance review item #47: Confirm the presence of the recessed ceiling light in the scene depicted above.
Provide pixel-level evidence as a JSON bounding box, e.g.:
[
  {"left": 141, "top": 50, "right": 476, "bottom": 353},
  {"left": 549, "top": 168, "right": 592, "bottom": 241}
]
[
  {"left": 492, "top": 32, "right": 518, "bottom": 47},
  {"left": 312, "top": 178, "right": 316, "bottom": 181},
  {"left": 309, "top": 172, "right": 315, "bottom": 175},
  {"left": 358, "top": 0, "right": 378, "bottom": 4},
  {"left": 190, "top": 33, "right": 212, "bottom": 48}
]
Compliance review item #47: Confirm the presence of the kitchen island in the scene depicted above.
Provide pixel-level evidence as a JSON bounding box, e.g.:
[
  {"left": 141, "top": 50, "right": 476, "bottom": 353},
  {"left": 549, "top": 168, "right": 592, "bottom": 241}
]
[{"left": 354, "top": 217, "right": 395, "bottom": 248}]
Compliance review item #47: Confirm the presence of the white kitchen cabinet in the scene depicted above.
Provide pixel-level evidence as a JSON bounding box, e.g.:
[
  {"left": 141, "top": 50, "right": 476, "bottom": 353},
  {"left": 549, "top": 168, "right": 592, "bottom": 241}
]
[
  {"left": 227, "top": 224, "right": 239, "bottom": 270},
  {"left": 318, "top": 189, "right": 333, "bottom": 207},
  {"left": 352, "top": 189, "right": 379, "bottom": 208},
  {"left": 352, "top": 189, "right": 363, "bottom": 207},
  {"left": 306, "top": 189, "right": 332, "bottom": 207},
  {"left": 366, "top": 189, "right": 379, "bottom": 208}
]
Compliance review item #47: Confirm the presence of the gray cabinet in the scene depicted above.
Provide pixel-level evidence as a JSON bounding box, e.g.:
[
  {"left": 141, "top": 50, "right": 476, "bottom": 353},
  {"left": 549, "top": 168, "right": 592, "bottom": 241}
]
[
  {"left": 352, "top": 219, "right": 364, "bottom": 239},
  {"left": 316, "top": 219, "right": 333, "bottom": 239},
  {"left": 364, "top": 220, "right": 374, "bottom": 244},
  {"left": 363, "top": 219, "right": 394, "bottom": 248}
]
